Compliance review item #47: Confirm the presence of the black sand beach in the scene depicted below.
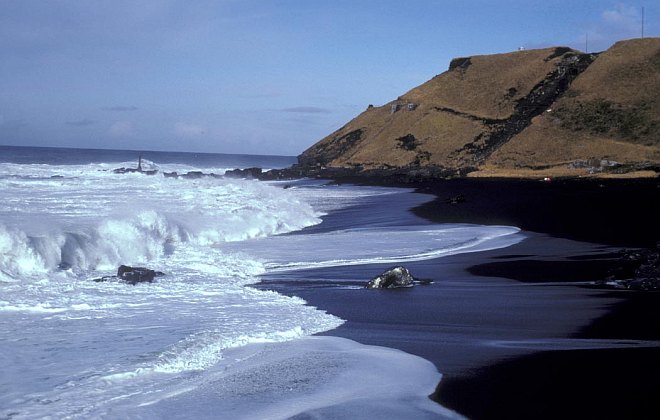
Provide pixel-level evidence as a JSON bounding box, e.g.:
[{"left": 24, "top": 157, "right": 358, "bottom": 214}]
[{"left": 257, "top": 178, "right": 660, "bottom": 419}]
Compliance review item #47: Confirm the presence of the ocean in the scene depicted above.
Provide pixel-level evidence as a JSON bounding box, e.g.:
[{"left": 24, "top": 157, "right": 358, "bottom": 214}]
[{"left": 0, "top": 145, "right": 521, "bottom": 419}]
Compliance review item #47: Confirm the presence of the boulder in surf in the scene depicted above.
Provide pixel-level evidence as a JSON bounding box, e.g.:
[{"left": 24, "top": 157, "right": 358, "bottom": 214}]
[
  {"left": 117, "top": 265, "right": 164, "bottom": 285},
  {"left": 366, "top": 266, "right": 416, "bottom": 289}
]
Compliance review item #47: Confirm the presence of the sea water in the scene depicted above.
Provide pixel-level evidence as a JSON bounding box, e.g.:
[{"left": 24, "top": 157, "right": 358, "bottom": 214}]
[{"left": 0, "top": 145, "right": 520, "bottom": 419}]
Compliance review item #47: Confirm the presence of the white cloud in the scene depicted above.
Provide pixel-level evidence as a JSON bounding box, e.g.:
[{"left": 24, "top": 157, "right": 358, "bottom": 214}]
[
  {"left": 174, "top": 122, "right": 206, "bottom": 137},
  {"left": 109, "top": 121, "right": 134, "bottom": 137},
  {"left": 602, "top": 4, "right": 641, "bottom": 33},
  {"left": 581, "top": 3, "right": 644, "bottom": 51}
]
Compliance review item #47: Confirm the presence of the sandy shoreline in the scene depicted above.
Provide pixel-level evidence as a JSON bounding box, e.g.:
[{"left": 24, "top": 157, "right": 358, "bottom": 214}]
[
  {"left": 257, "top": 178, "right": 659, "bottom": 419},
  {"left": 430, "top": 237, "right": 660, "bottom": 419}
]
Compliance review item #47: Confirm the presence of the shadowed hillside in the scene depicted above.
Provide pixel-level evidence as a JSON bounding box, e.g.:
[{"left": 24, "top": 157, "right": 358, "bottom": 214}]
[{"left": 298, "top": 38, "right": 659, "bottom": 179}]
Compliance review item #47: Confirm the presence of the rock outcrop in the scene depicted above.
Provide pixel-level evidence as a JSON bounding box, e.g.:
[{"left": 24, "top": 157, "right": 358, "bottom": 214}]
[
  {"left": 365, "top": 266, "right": 432, "bottom": 289},
  {"left": 112, "top": 155, "right": 158, "bottom": 175},
  {"left": 600, "top": 245, "right": 660, "bottom": 291},
  {"left": 224, "top": 167, "right": 263, "bottom": 179}
]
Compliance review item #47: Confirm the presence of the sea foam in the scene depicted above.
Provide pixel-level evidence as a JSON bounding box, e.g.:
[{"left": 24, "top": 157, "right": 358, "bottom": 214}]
[{"left": 0, "top": 157, "right": 512, "bottom": 418}]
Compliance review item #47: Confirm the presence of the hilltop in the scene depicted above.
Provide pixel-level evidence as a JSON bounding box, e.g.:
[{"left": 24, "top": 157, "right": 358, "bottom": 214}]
[{"left": 291, "top": 38, "right": 659, "bottom": 180}]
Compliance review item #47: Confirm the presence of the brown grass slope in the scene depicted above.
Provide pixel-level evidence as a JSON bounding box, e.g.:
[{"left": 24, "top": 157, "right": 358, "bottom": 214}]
[
  {"left": 485, "top": 37, "right": 660, "bottom": 177},
  {"left": 300, "top": 38, "right": 660, "bottom": 178}
]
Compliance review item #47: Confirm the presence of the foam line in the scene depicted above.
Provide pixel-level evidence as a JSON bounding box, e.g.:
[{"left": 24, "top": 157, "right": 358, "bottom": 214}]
[{"left": 104, "top": 336, "right": 463, "bottom": 419}]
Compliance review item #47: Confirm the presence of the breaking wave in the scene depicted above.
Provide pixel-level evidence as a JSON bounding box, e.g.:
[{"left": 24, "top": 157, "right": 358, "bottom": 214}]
[{"left": 0, "top": 163, "right": 322, "bottom": 281}]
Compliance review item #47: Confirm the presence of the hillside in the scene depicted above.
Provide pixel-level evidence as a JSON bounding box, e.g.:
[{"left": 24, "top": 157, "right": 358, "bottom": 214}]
[{"left": 297, "top": 38, "right": 660, "bottom": 179}]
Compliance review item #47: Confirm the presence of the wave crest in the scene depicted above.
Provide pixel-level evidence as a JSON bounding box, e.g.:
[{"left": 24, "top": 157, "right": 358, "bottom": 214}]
[{"left": 0, "top": 177, "right": 322, "bottom": 279}]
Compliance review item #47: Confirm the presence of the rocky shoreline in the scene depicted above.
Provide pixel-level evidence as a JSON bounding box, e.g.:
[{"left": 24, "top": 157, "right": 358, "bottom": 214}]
[{"left": 249, "top": 161, "right": 660, "bottom": 183}]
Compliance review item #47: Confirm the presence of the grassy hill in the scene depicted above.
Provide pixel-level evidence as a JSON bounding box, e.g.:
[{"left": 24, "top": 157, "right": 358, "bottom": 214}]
[{"left": 298, "top": 38, "right": 659, "bottom": 179}]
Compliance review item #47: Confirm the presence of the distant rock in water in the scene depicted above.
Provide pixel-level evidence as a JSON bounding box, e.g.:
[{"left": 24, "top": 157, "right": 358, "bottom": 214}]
[
  {"left": 112, "top": 167, "right": 157, "bottom": 175},
  {"left": 180, "top": 171, "right": 204, "bottom": 179},
  {"left": 93, "top": 265, "right": 165, "bottom": 285},
  {"left": 366, "top": 266, "right": 432, "bottom": 289},
  {"left": 117, "top": 265, "right": 164, "bottom": 284},
  {"left": 160, "top": 171, "right": 221, "bottom": 179},
  {"left": 112, "top": 155, "right": 158, "bottom": 175},
  {"left": 112, "top": 167, "right": 140, "bottom": 174}
]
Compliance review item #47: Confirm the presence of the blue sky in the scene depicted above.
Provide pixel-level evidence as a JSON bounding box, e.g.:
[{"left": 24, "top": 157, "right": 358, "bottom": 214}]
[{"left": 0, "top": 1, "right": 656, "bottom": 156}]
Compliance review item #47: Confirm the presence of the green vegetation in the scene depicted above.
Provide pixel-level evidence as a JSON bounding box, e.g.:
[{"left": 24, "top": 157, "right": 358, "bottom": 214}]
[
  {"left": 413, "top": 151, "right": 431, "bottom": 165},
  {"left": 396, "top": 134, "right": 419, "bottom": 151},
  {"left": 555, "top": 99, "right": 658, "bottom": 145}
]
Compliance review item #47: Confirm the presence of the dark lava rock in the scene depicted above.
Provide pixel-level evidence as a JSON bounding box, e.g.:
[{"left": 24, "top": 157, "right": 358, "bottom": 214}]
[
  {"left": 366, "top": 266, "right": 426, "bottom": 289},
  {"left": 92, "top": 276, "right": 117, "bottom": 283},
  {"left": 112, "top": 167, "right": 140, "bottom": 174},
  {"left": 164, "top": 171, "right": 220, "bottom": 179},
  {"left": 181, "top": 171, "right": 204, "bottom": 179},
  {"left": 116, "top": 265, "right": 165, "bottom": 285},
  {"left": 224, "top": 167, "right": 263, "bottom": 179},
  {"left": 602, "top": 245, "right": 660, "bottom": 291},
  {"left": 118, "top": 265, "right": 156, "bottom": 284},
  {"left": 446, "top": 194, "right": 466, "bottom": 204},
  {"left": 112, "top": 156, "right": 158, "bottom": 175},
  {"left": 112, "top": 168, "right": 157, "bottom": 176}
]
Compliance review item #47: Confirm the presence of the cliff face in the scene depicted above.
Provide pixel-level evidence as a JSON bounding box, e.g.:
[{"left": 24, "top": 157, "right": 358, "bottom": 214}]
[{"left": 299, "top": 38, "right": 660, "bottom": 178}]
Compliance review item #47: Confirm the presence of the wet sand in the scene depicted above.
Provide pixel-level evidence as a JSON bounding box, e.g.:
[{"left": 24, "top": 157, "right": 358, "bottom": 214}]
[{"left": 257, "top": 178, "right": 660, "bottom": 419}]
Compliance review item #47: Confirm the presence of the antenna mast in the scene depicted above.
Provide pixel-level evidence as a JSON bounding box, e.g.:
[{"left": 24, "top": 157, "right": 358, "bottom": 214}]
[{"left": 585, "top": 33, "right": 588, "bottom": 53}]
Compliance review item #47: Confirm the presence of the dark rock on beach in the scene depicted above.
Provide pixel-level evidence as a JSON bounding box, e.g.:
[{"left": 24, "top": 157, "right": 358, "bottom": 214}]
[
  {"left": 601, "top": 245, "right": 660, "bottom": 290},
  {"left": 445, "top": 194, "right": 466, "bottom": 205},
  {"left": 365, "top": 266, "right": 432, "bottom": 289},
  {"left": 366, "top": 266, "right": 414, "bottom": 289}
]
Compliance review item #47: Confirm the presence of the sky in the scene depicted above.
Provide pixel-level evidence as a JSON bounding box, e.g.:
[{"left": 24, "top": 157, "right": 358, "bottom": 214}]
[{"left": 0, "top": 1, "right": 657, "bottom": 156}]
